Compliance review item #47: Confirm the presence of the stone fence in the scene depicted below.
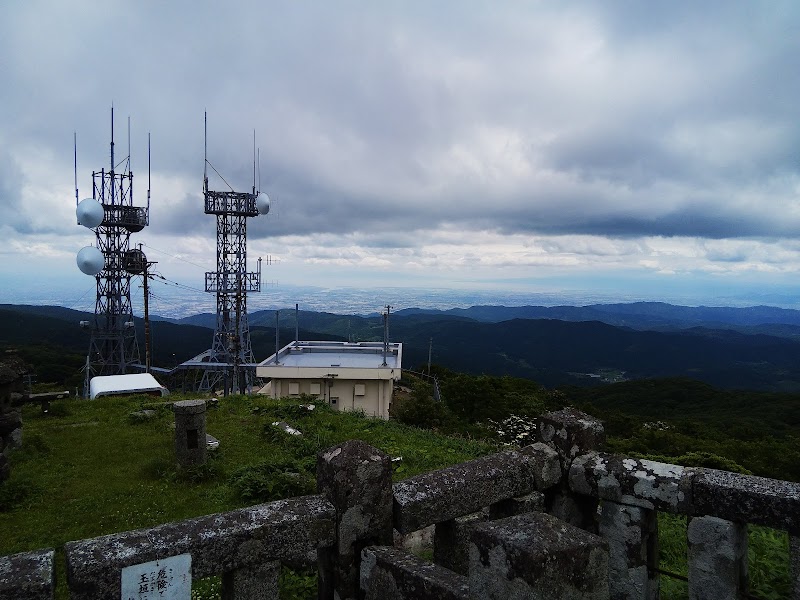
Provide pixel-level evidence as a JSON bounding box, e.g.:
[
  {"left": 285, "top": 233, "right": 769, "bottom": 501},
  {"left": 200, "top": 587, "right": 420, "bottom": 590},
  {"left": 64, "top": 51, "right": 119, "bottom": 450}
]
[{"left": 1, "top": 408, "right": 799, "bottom": 599}]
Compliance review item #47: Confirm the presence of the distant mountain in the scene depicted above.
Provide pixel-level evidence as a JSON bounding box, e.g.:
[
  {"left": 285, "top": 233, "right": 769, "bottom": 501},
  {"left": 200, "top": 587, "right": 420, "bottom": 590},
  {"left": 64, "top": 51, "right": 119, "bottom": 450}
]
[
  {"left": 6, "top": 302, "right": 800, "bottom": 391},
  {"left": 393, "top": 302, "right": 800, "bottom": 338},
  {"left": 394, "top": 317, "right": 800, "bottom": 391}
]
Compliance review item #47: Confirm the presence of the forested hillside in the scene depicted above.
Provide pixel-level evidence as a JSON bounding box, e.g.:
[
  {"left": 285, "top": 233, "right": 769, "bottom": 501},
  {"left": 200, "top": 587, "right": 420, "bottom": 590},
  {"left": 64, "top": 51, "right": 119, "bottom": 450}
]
[{"left": 6, "top": 303, "right": 800, "bottom": 391}]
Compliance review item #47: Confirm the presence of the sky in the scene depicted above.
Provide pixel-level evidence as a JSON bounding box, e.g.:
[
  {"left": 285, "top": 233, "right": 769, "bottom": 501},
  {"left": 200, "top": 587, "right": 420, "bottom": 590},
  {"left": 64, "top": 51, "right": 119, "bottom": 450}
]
[{"left": 2, "top": 1, "right": 800, "bottom": 309}]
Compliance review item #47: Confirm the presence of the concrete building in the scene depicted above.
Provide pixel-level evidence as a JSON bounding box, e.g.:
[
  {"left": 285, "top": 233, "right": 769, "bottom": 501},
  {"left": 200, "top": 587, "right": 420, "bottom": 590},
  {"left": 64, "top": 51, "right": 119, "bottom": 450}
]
[{"left": 256, "top": 340, "right": 402, "bottom": 419}]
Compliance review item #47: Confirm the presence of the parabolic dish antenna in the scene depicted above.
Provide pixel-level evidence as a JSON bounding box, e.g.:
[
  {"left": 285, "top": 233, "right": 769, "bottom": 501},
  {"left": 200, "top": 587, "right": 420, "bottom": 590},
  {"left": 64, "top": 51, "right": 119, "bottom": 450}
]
[
  {"left": 76, "top": 198, "right": 104, "bottom": 228},
  {"left": 257, "top": 192, "right": 270, "bottom": 215},
  {"left": 76, "top": 246, "right": 104, "bottom": 276}
]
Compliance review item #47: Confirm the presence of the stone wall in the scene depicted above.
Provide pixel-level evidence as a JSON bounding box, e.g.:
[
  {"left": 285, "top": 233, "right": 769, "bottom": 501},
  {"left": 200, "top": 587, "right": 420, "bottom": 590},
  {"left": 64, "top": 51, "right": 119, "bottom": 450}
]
[{"left": 2, "top": 409, "right": 800, "bottom": 599}]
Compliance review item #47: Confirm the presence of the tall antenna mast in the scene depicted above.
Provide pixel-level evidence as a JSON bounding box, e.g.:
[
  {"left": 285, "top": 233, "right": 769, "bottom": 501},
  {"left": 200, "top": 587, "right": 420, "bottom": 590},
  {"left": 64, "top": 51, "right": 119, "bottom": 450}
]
[
  {"left": 74, "top": 108, "right": 151, "bottom": 397},
  {"left": 189, "top": 115, "right": 271, "bottom": 394}
]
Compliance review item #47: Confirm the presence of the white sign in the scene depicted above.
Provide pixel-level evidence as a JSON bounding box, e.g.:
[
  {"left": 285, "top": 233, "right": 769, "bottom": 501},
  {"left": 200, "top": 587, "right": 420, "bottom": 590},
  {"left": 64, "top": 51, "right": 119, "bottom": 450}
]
[{"left": 121, "top": 554, "right": 192, "bottom": 600}]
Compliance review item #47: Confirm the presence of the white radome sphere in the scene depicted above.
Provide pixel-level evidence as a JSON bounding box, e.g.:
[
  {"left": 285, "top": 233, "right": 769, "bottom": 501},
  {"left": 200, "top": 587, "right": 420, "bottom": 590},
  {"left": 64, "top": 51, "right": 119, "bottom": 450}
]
[
  {"left": 76, "top": 198, "right": 104, "bottom": 228},
  {"left": 76, "top": 246, "right": 104, "bottom": 276},
  {"left": 257, "top": 193, "right": 270, "bottom": 215}
]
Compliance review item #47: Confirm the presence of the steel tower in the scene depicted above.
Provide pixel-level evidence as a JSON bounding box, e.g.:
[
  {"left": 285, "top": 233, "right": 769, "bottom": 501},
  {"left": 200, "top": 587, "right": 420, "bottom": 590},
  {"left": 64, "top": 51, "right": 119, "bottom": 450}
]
[
  {"left": 76, "top": 110, "right": 150, "bottom": 396},
  {"left": 198, "top": 115, "right": 268, "bottom": 394}
]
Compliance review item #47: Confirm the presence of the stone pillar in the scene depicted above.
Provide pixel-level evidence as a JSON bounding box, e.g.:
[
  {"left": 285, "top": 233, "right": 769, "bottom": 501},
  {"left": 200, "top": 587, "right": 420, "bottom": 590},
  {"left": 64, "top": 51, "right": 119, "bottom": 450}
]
[
  {"left": 221, "top": 560, "right": 280, "bottom": 600},
  {"left": 173, "top": 399, "right": 207, "bottom": 467},
  {"left": 434, "top": 511, "right": 487, "bottom": 576},
  {"left": 0, "top": 409, "right": 23, "bottom": 483},
  {"left": 317, "top": 440, "right": 393, "bottom": 600},
  {"left": 790, "top": 535, "right": 800, "bottom": 600},
  {"left": 538, "top": 408, "right": 605, "bottom": 530},
  {"left": 687, "top": 516, "right": 748, "bottom": 600},
  {"left": 0, "top": 354, "right": 28, "bottom": 486},
  {"left": 598, "top": 501, "right": 658, "bottom": 600},
  {"left": 469, "top": 512, "right": 609, "bottom": 599}
]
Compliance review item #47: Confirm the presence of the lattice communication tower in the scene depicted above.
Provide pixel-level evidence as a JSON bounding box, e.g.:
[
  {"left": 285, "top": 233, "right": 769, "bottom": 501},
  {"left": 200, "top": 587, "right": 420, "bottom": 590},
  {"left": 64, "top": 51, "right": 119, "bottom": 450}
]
[
  {"left": 198, "top": 114, "right": 270, "bottom": 393},
  {"left": 74, "top": 109, "right": 150, "bottom": 397}
]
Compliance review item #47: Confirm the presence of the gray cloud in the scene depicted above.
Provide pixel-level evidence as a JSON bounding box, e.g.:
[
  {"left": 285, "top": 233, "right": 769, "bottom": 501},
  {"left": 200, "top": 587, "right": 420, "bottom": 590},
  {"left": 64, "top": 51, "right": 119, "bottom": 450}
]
[{"left": 3, "top": 2, "right": 800, "bottom": 293}]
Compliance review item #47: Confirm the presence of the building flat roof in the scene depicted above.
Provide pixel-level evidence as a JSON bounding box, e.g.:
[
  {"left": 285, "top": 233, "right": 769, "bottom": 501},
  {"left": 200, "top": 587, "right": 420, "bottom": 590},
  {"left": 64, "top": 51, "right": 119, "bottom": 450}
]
[
  {"left": 258, "top": 341, "right": 402, "bottom": 371},
  {"left": 89, "top": 373, "right": 168, "bottom": 400}
]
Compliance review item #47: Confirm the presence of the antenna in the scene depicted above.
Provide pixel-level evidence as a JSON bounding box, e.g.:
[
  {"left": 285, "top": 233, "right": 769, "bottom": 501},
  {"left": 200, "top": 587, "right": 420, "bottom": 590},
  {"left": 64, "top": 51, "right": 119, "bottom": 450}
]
[
  {"left": 74, "top": 110, "right": 150, "bottom": 396},
  {"left": 204, "top": 111, "right": 208, "bottom": 192},
  {"left": 193, "top": 121, "right": 268, "bottom": 393},
  {"left": 127, "top": 116, "right": 131, "bottom": 173},
  {"left": 147, "top": 133, "right": 151, "bottom": 216},
  {"left": 74, "top": 132, "right": 78, "bottom": 207},
  {"left": 110, "top": 106, "right": 114, "bottom": 174}
]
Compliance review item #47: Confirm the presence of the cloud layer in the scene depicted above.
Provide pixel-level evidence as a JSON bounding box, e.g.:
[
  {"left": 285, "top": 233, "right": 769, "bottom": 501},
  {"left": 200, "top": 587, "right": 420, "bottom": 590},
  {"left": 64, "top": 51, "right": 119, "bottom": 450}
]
[{"left": 2, "top": 1, "right": 800, "bottom": 302}]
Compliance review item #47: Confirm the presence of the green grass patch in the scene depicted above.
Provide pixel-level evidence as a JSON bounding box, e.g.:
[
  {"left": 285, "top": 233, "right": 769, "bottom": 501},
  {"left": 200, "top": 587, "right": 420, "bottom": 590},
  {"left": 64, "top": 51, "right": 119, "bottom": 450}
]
[{"left": 0, "top": 394, "right": 494, "bottom": 597}]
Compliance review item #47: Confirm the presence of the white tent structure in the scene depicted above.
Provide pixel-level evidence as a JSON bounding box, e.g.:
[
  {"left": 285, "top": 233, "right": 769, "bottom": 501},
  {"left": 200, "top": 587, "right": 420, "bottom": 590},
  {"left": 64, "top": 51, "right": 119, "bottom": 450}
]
[{"left": 89, "top": 373, "right": 169, "bottom": 400}]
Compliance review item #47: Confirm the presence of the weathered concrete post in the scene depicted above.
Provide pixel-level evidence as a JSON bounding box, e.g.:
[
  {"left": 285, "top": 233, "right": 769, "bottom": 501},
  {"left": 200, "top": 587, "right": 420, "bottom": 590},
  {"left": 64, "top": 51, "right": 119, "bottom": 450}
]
[
  {"left": 317, "top": 440, "right": 393, "bottom": 600},
  {"left": 598, "top": 501, "right": 658, "bottom": 600},
  {"left": 790, "top": 535, "right": 800, "bottom": 600},
  {"left": 173, "top": 399, "right": 207, "bottom": 467},
  {"left": 538, "top": 408, "right": 605, "bottom": 530},
  {"left": 469, "top": 512, "right": 610, "bottom": 599},
  {"left": 687, "top": 516, "right": 748, "bottom": 600}
]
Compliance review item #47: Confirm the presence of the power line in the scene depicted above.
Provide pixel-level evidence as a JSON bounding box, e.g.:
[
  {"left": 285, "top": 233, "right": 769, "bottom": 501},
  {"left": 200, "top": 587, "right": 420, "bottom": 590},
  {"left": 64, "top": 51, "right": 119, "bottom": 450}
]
[{"left": 140, "top": 243, "right": 211, "bottom": 271}]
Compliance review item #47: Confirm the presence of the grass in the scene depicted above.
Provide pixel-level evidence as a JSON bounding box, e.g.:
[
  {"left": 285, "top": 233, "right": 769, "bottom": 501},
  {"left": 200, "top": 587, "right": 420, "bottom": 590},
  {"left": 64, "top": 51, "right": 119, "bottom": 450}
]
[
  {"left": 2, "top": 393, "right": 794, "bottom": 598},
  {"left": 0, "top": 393, "right": 494, "bottom": 597}
]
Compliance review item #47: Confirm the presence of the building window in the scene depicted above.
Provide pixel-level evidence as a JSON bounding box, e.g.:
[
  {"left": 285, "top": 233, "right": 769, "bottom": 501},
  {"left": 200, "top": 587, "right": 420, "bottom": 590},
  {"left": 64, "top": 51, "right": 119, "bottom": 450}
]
[
  {"left": 330, "top": 396, "right": 338, "bottom": 405},
  {"left": 310, "top": 382, "right": 321, "bottom": 395},
  {"left": 354, "top": 384, "right": 366, "bottom": 396},
  {"left": 288, "top": 382, "right": 300, "bottom": 395}
]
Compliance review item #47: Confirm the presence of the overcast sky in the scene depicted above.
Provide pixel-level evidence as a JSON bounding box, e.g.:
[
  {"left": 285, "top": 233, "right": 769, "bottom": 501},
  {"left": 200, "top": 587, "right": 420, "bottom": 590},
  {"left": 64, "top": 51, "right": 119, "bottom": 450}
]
[{"left": 2, "top": 1, "right": 800, "bottom": 308}]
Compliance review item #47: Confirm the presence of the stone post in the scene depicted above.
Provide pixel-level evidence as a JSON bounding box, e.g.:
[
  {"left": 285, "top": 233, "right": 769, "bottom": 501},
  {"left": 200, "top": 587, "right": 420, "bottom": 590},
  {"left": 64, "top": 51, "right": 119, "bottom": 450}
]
[
  {"left": 598, "top": 501, "right": 658, "bottom": 600},
  {"left": 469, "top": 512, "right": 610, "bottom": 599},
  {"left": 790, "top": 535, "right": 800, "bottom": 600},
  {"left": 221, "top": 560, "right": 280, "bottom": 600},
  {"left": 538, "top": 408, "right": 605, "bottom": 530},
  {"left": 317, "top": 440, "right": 393, "bottom": 600},
  {"left": 434, "top": 511, "right": 487, "bottom": 576},
  {"left": 0, "top": 354, "right": 29, "bottom": 485},
  {"left": 173, "top": 399, "right": 207, "bottom": 467},
  {"left": 687, "top": 516, "right": 748, "bottom": 600}
]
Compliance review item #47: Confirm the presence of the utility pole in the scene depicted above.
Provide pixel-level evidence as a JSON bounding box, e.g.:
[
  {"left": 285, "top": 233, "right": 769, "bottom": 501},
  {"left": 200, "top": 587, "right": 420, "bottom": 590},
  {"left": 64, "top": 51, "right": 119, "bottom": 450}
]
[
  {"left": 382, "top": 304, "right": 393, "bottom": 366},
  {"left": 138, "top": 243, "right": 156, "bottom": 373}
]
